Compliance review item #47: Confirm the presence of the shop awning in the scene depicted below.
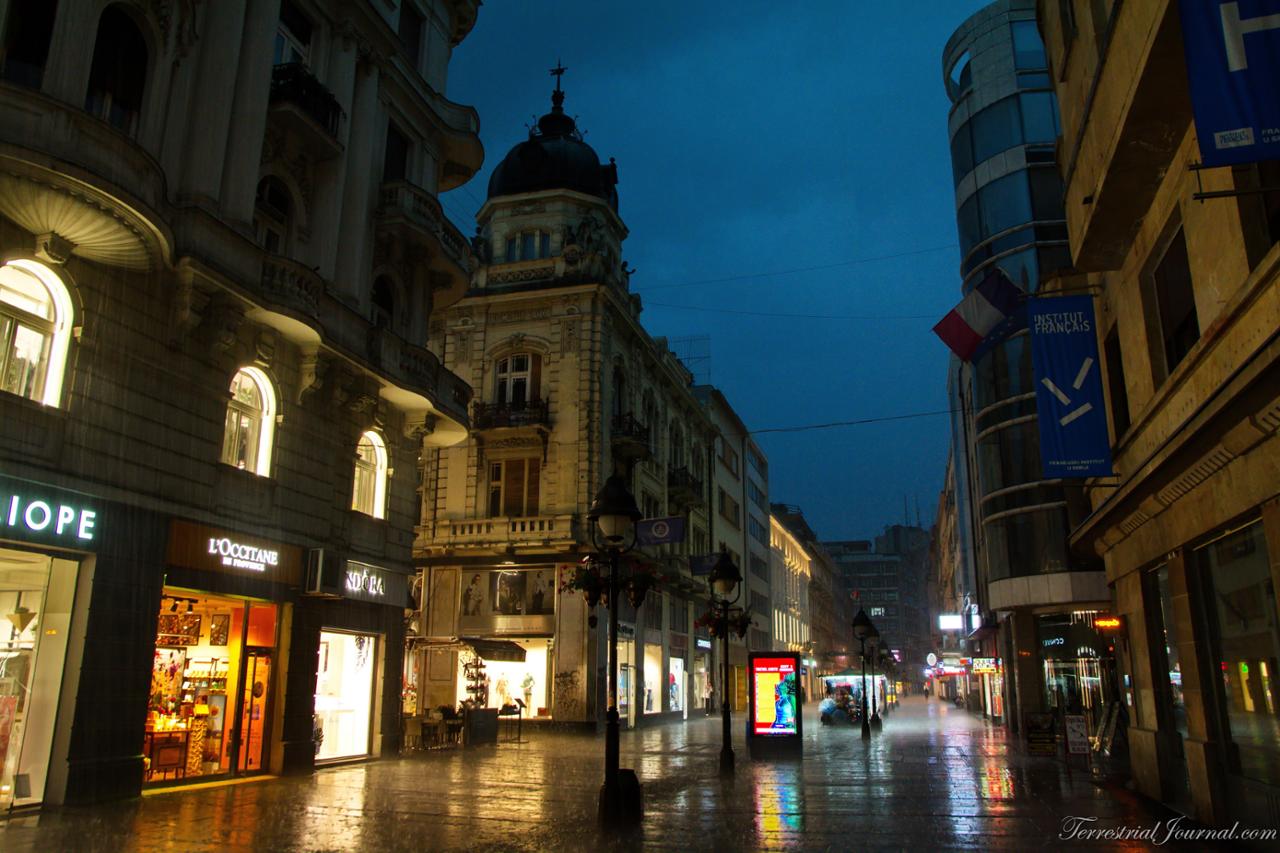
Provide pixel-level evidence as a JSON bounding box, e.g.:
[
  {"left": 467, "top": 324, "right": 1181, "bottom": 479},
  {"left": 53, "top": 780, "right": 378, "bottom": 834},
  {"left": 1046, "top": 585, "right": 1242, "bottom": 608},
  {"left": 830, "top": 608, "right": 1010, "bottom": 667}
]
[{"left": 460, "top": 637, "right": 527, "bottom": 662}]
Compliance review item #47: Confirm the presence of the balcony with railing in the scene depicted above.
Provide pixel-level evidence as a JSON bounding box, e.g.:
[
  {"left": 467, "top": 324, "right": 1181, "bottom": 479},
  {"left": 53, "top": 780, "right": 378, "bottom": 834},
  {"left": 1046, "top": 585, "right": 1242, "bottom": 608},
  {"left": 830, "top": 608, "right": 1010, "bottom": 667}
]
[
  {"left": 667, "top": 467, "right": 705, "bottom": 508},
  {"left": 377, "top": 180, "right": 471, "bottom": 277},
  {"left": 473, "top": 399, "right": 550, "bottom": 432},
  {"left": 610, "top": 412, "right": 651, "bottom": 462},
  {"left": 268, "top": 63, "right": 345, "bottom": 159},
  {"left": 428, "top": 514, "right": 579, "bottom": 551}
]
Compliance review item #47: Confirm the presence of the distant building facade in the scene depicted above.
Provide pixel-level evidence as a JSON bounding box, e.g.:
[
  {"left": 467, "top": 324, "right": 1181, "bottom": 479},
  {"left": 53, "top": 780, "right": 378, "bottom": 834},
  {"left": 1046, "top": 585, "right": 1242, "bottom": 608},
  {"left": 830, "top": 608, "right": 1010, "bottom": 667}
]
[
  {"left": 693, "top": 385, "right": 770, "bottom": 711},
  {"left": 414, "top": 81, "right": 722, "bottom": 727}
]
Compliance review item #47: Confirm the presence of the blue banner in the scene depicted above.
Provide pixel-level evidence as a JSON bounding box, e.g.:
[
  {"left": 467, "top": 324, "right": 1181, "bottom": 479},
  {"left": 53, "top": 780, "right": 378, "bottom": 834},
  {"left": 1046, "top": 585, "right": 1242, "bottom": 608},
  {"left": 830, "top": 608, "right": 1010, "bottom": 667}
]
[
  {"left": 636, "top": 515, "right": 685, "bottom": 546},
  {"left": 1028, "top": 296, "right": 1113, "bottom": 478},
  {"left": 1181, "top": 0, "right": 1280, "bottom": 166}
]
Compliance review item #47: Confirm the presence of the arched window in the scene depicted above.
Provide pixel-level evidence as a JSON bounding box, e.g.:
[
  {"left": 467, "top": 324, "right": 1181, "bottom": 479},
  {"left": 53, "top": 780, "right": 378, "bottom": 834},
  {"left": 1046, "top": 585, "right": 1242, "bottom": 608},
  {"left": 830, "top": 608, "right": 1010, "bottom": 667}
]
[
  {"left": 254, "top": 177, "right": 293, "bottom": 254},
  {"left": 611, "top": 366, "right": 626, "bottom": 418},
  {"left": 220, "top": 367, "right": 277, "bottom": 476},
  {"left": 352, "top": 430, "right": 388, "bottom": 519},
  {"left": 84, "top": 5, "right": 148, "bottom": 136},
  {"left": 495, "top": 352, "right": 540, "bottom": 409},
  {"left": 1, "top": 0, "right": 58, "bottom": 89},
  {"left": 669, "top": 423, "right": 684, "bottom": 470},
  {"left": 642, "top": 391, "right": 658, "bottom": 456},
  {"left": 371, "top": 277, "right": 395, "bottom": 329},
  {"left": 0, "top": 260, "right": 74, "bottom": 407}
]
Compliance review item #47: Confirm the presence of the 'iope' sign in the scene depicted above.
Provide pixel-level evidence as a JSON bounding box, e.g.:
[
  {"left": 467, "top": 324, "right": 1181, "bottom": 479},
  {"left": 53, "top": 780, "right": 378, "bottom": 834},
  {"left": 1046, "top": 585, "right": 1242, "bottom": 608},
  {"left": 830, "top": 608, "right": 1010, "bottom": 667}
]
[{"left": 3, "top": 493, "right": 97, "bottom": 542}]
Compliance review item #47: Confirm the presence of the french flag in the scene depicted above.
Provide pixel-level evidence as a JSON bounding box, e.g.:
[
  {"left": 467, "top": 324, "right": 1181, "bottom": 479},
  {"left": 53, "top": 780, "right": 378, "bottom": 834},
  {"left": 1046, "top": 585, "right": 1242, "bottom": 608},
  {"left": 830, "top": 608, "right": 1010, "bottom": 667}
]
[{"left": 932, "top": 268, "right": 1025, "bottom": 362}]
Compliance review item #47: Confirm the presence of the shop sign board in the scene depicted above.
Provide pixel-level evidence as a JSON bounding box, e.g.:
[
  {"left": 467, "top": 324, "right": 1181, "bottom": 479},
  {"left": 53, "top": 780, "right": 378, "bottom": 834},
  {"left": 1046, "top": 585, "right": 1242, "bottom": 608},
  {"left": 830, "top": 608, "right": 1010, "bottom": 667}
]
[
  {"left": 747, "top": 652, "right": 803, "bottom": 759},
  {"left": 1065, "top": 714, "right": 1091, "bottom": 755},
  {"left": 970, "top": 657, "right": 1000, "bottom": 674},
  {"left": 938, "top": 613, "right": 963, "bottom": 631},
  {"left": 1025, "top": 712, "right": 1058, "bottom": 756},
  {"left": 166, "top": 519, "right": 302, "bottom": 585},
  {"left": 0, "top": 475, "right": 100, "bottom": 548},
  {"left": 343, "top": 561, "right": 410, "bottom": 608}
]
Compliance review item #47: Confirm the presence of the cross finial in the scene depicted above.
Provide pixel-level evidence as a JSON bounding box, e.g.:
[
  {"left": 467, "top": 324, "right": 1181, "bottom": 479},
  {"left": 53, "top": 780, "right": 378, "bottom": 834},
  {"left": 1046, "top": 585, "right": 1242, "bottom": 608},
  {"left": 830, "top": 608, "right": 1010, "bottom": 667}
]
[{"left": 550, "top": 59, "right": 567, "bottom": 92}]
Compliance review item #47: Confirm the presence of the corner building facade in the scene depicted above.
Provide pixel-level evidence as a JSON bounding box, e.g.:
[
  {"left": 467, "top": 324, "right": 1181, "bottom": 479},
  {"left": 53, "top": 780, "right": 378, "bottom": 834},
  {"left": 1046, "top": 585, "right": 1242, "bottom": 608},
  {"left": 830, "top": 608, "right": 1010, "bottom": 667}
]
[
  {"left": 414, "top": 84, "right": 723, "bottom": 728},
  {"left": 0, "top": 0, "right": 480, "bottom": 805},
  {"left": 942, "top": 0, "right": 1114, "bottom": 740},
  {"left": 1040, "top": 0, "right": 1280, "bottom": 828}
]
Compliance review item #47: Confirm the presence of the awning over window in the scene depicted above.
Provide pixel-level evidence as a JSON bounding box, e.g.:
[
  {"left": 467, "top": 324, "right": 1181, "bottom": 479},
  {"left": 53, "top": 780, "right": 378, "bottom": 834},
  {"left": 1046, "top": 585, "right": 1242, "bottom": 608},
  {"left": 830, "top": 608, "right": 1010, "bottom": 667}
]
[
  {"left": 460, "top": 637, "right": 527, "bottom": 662},
  {"left": 408, "top": 637, "right": 529, "bottom": 662}
]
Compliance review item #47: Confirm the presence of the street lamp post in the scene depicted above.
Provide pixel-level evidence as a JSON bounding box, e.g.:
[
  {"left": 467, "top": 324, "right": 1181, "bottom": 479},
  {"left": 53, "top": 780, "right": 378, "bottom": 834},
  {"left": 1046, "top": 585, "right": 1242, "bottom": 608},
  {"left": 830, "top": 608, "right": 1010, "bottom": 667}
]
[
  {"left": 852, "top": 608, "right": 872, "bottom": 740},
  {"left": 588, "top": 474, "right": 642, "bottom": 828},
  {"left": 709, "top": 550, "right": 742, "bottom": 777},
  {"left": 868, "top": 624, "right": 882, "bottom": 730}
]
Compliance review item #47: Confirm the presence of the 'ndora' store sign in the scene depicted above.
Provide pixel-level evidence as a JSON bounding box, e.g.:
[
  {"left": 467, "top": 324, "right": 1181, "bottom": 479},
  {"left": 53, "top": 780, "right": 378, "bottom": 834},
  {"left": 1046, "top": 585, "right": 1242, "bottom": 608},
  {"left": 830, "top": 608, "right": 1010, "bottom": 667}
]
[
  {"left": 166, "top": 519, "right": 302, "bottom": 584},
  {"left": 343, "top": 561, "right": 409, "bottom": 607},
  {"left": 0, "top": 476, "right": 100, "bottom": 549}
]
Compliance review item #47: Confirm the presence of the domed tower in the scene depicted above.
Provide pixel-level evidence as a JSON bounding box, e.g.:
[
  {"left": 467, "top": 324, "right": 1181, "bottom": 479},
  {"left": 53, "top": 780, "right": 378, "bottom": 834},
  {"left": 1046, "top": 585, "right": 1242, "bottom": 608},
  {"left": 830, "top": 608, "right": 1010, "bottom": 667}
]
[{"left": 471, "top": 72, "right": 630, "bottom": 292}]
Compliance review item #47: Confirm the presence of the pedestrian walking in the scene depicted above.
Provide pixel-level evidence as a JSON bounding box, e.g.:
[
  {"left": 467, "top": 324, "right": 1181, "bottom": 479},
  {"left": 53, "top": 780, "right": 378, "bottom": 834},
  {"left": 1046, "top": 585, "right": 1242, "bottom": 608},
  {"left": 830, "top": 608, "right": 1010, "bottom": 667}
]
[{"left": 703, "top": 679, "right": 714, "bottom": 715}]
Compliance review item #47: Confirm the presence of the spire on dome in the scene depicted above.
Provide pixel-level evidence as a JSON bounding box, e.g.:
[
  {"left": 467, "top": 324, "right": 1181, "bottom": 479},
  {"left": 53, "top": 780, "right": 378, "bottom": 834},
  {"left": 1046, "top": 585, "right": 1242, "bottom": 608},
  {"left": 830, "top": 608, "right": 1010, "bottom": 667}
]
[{"left": 536, "top": 59, "right": 576, "bottom": 138}]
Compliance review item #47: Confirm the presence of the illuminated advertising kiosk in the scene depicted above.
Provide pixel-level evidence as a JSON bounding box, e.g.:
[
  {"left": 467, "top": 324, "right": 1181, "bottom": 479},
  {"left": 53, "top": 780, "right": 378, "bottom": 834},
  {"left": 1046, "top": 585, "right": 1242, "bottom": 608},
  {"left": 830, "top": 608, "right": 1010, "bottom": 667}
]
[{"left": 747, "top": 651, "right": 803, "bottom": 760}]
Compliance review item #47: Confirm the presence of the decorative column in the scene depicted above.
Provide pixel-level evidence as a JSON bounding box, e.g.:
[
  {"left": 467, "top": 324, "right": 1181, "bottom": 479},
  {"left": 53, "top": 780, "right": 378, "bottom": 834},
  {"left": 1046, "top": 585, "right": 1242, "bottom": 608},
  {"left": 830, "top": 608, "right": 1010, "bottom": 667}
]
[{"left": 219, "top": 0, "right": 284, "bottom": 225}]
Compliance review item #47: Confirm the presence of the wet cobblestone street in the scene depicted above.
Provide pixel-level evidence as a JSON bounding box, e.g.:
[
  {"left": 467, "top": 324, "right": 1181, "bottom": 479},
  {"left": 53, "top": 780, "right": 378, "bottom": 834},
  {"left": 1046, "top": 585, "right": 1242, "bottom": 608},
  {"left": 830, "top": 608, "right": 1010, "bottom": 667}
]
[{"left": 0, "top": 697, "right": 1229, "bottom": 851}]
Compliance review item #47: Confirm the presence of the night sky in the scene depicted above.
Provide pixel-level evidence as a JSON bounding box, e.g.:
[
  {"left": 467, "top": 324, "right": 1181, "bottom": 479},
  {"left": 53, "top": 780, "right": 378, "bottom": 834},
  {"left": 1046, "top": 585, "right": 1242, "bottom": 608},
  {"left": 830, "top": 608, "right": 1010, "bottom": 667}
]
[{"left": 442, "top": 1, "right": 989, "bottom": 541}]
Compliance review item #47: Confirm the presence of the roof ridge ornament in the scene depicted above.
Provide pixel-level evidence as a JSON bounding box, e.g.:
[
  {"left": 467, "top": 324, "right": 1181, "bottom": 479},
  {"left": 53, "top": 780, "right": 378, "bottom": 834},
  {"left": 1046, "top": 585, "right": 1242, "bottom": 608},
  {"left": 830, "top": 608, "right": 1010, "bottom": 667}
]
[{"left": 550, "top": 59, "right": 567, "bottom": 113}]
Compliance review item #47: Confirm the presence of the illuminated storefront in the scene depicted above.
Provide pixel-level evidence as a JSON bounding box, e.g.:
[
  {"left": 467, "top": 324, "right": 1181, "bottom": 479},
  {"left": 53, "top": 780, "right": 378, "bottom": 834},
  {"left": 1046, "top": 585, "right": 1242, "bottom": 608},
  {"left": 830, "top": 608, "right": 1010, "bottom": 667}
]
[
  {"left": 454, "top": 638, "right": 549, "bottom": 714},
  {"left": 1037, "top": 611, "right": 1117, "bottom": 740},
  {"left": 0, "top": 476, "right": 100, "bottom": 808},
  {"left": 143, "top": 520, "right": 300, "bottom": 786},
  {"left": 315, "top": 630, "right": 376, "bottom": 762}
]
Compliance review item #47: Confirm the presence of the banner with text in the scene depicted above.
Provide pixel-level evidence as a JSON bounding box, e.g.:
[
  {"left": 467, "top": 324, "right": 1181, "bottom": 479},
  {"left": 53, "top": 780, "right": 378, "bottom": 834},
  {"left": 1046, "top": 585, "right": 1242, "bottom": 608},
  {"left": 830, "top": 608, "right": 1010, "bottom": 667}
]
[
  {"left": 1028, "top": 296, "right": 1113, "bottom": 478},
  {"left": 1181, "top": 0, "right": 1280, "bottom": 166}
]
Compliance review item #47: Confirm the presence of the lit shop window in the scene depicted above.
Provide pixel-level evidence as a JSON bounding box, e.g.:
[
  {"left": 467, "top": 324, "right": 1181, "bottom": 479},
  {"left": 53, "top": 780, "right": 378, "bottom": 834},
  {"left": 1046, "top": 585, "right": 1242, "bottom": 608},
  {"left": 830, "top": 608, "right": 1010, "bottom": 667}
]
[
  {"left": 0, "top": 260, "right": 74, "bottom": 407},
  {"left": 221, "top": 367, "right": 277, "bottom": 476},
  {"left": 351, "top": 431, "right": 388, "bottom": 519}
]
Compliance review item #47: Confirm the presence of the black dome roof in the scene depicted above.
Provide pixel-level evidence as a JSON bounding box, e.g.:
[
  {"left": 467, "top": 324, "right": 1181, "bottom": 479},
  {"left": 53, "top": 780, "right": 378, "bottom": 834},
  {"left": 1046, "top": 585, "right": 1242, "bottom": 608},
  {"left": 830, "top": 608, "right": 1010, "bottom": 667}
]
[{"left": 487, "top": 89, "right": 618, "bottom": 210}]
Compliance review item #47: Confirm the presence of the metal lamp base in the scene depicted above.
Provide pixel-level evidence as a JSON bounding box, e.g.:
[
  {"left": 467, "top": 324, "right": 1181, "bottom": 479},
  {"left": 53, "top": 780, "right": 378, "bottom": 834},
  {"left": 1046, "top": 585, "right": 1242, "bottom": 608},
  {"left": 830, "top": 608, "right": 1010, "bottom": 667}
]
[
  {"left": 871, "top": 713, "right": 882, "bottom": 729},
  {"left": 719, "top": 747, "right": 735, "bottom": 777},
  {"left": 599, "top": 769, "right": 643, "bottom": 828},
  {"left": 861, "top": 720, "right": 871, "bottom": 740}
]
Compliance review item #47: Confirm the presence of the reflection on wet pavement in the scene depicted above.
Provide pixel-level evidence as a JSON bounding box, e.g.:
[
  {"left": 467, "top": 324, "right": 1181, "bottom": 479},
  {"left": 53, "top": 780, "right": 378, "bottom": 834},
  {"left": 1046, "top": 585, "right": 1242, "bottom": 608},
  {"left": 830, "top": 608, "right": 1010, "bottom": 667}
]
[{"left": 0, "top": 697, "right": 1221, "bottom": 851}]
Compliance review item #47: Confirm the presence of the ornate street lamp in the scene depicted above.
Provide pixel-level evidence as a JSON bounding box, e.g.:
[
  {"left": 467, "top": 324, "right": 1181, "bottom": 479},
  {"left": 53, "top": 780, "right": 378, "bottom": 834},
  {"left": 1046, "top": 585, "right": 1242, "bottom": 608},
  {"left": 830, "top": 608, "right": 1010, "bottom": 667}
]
[
  {"left": 867, "top": 623, "right": 882, "bottom": 730},
  {"left": 588, "top": 474, "right": 642, "bottom": 827},
  {"left": 852, "top": 608, "right": 872, "bottom": 740},
  {"left": 709, "top": 549, "right": 742, "bottom": 776}
]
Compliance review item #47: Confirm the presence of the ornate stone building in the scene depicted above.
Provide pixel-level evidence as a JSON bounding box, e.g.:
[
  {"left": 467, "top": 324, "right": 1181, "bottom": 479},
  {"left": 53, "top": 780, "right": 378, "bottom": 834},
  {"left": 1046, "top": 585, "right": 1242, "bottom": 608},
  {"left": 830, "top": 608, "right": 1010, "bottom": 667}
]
[
  {"left": 414, "top": 81, "right": 720, "bottom": 726},
  {"left": 0, "top": 0, "right": 479, "bottom": 805}
]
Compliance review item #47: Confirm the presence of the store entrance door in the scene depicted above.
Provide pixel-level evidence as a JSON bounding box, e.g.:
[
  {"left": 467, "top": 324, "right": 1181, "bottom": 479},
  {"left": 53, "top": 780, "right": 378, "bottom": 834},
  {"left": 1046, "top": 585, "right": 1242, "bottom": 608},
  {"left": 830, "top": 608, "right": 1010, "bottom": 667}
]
[{"left": 237, "top": 650, "right": 271, "bottom": 774}]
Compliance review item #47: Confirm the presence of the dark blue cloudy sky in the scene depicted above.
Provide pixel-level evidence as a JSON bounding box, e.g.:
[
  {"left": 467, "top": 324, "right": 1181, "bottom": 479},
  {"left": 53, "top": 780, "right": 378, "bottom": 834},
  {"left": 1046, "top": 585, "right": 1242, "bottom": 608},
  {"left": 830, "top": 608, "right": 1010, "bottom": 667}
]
[{"left": 442, "top": 1, "right": 989, "bottom": 542}]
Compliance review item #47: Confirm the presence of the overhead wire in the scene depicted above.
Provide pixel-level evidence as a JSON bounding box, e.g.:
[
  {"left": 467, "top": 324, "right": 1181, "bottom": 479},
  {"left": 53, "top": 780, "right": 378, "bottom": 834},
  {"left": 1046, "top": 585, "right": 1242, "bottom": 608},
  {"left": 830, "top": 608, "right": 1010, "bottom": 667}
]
[{"left": 634, "top": 243, "right": 958, "bottom": 292}]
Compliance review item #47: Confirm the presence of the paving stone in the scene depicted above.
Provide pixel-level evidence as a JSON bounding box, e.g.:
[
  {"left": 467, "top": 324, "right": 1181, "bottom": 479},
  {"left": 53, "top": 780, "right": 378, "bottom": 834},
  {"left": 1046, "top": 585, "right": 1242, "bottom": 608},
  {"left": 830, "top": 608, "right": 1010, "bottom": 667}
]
[{"left": 0, "top": 697, "right": 1236, "bottom": 851}]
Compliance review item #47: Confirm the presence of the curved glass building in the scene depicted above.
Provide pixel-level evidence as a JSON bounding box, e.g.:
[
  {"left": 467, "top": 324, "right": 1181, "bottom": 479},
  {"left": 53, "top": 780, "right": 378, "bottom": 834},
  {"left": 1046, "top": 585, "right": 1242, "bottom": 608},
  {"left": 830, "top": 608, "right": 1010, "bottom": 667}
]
[{"left": 942, "top": 0, "right": 1110, "bottom": 734}]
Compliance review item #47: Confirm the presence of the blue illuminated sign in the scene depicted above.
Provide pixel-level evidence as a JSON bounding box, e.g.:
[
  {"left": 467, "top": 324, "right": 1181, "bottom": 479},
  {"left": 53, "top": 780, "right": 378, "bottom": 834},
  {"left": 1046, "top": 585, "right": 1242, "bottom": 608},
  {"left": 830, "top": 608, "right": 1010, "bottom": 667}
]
[
  {"left": 1181, "top": 0, "right": 1280, "bottom": 166},
  {"left": 1028, "top": 296, "right": 1113, "bottom": 478}
]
